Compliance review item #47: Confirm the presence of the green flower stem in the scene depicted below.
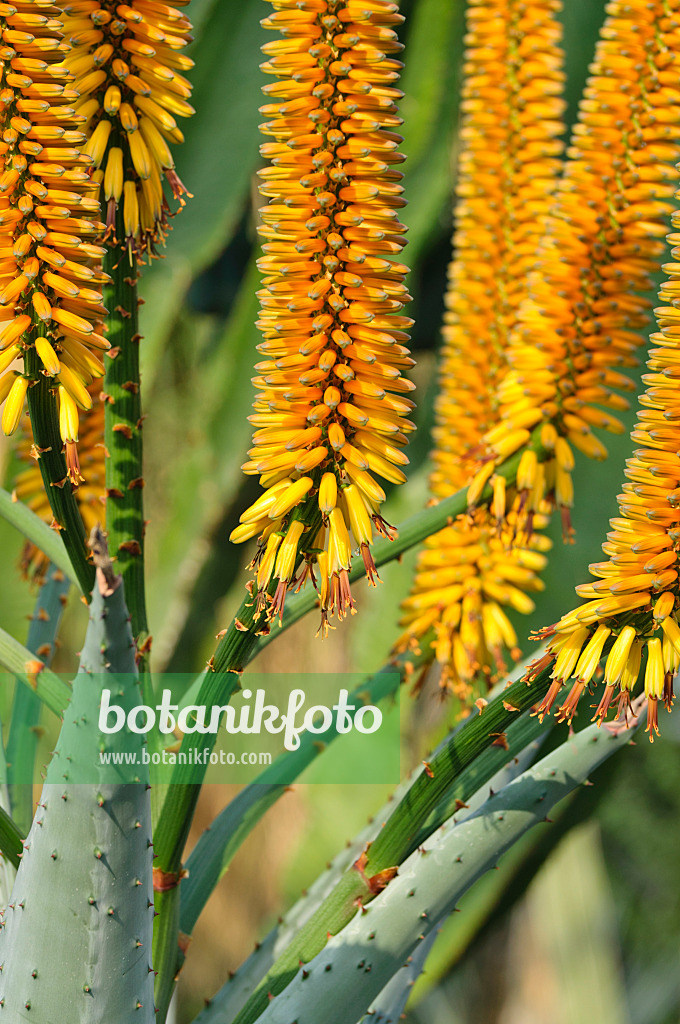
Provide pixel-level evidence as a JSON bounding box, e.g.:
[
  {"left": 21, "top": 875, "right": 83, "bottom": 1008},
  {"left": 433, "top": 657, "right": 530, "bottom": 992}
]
[
  {"left": 103, "top": 218, "right": 149, "bottom": 661},
  {"left": 24, "top": 345, "right": 94, "bottom": 595},
  {"left": 152, "top": 670, "right": 241, "bottom": 1021},
  {"left": 153, "top": 888, "right": 181, "bottom": 1023},
  {"left": 365, "top": 664, "right": 553, "bottom": 874},
  {"left": 178, "top": 647, "right": 422, "bottom": 943},
  {"left": 6, "top": 564, "right": 70, "bottom": 833},
  {"left": 231, "top": 661, "right": 554, "bottom": 1024},
  {"left": 0, "top": 625, "right": 71, "bottom": 717},
  {"left": 0, "top": 488, "right": 78, "bottom": 585},
  {"left": 145, "top": 248, "right": 310, "bottom": 1024},
  {"left": 103, "top": 225, "right": 163, "bottom": 1008}
]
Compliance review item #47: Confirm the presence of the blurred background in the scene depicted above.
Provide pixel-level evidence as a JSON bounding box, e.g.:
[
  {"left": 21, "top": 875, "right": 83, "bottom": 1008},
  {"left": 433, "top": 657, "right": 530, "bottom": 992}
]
[{"left": 1, "top": 0, "right": 680, "bottom": 1020}]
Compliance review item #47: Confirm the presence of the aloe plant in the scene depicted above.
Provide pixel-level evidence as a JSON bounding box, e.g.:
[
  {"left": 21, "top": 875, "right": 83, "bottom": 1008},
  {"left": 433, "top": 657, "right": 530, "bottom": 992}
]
[
  {"left": 0, "top": 537, "right": 154, "bottom": 1021},
  {"left": 195, "top": 703, "right": 546, "bottom": 1024},
  {"left": 245, "top": 716, "right": 640, "bottom": 1024},
  {"left": 0, "top": 3, "right": 676, "bottom": 1024}
]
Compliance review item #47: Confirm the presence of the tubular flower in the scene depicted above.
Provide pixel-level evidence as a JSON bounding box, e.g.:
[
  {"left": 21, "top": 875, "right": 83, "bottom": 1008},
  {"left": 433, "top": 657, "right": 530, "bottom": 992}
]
[
  {"left": 0, "top": 0, "right": 108, "bottom": 484},
  {"left": 483, "top": 0, "right": 680, "bottom": 535},
  {"left": 15, "top": 378, "right": 105, "bottom": 576},
  {"left": 60, "top": 0, "right": 194, "bottom": 252},
  {"left": 535, "top": 208, "right": 680, "bottom": 741},
  {"left": 395, "top": 0, "right": 565, "bottom": 699},
  {"left": 231, "top": 0, "right": 414, "bottom": 631}
]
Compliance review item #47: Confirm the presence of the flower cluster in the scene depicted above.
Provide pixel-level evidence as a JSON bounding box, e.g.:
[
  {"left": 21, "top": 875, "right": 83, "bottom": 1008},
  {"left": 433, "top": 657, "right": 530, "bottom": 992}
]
[
  {"left": 0, "top": 0, "right": 108, "bottom": 484},
  {"left": 536, "top": 207, "right": 680, "bottom": 740},
  {"left": 395, "top": 0, "right": 564, "bottom": 698},
  {"left": 61, "top": 0, "right": 194, "bottom": 251},
  {"left": 483, "top": 0, "right": 680, "bottom": 532},
  {"left": 15, "top": 379, "right": 105, "bottom": 576},
  {"left": 231, "top": 0, "right": 414, "bottom": 631}
]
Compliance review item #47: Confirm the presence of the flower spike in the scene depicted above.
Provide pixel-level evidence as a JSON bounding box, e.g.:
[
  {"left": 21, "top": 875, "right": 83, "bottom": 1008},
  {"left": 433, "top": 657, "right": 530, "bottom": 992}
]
[
  {"left": 0, "top": 0, "right": 108, "bottom": 483},
  {"left": 395, "top": 0, "right": 565, "bottom": 701},
  {"left": 231, "top": 0, "right": 413, "bottom": 629},
  {"left": 541, "top": 176, "right": 680, "bottom": 740},
  {"left": 60, "top": 0, "right": 194, "bottom": 252},
  {"left": 484, "top": 0, "right": 680, "bottom": 529}
]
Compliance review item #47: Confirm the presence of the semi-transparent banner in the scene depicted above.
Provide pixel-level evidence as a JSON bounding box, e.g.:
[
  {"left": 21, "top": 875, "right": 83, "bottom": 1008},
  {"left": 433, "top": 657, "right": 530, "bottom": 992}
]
[{"left": 1, "top": 672, "right": 401, "bottom": 785}]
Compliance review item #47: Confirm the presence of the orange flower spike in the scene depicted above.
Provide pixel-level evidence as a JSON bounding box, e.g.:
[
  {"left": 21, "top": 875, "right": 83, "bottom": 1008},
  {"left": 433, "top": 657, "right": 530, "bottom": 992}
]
[
  {"left": 542, "top": 165, "right": 680, "bottom": 739},
  {"left": 431, "top": 0, "right": 565, "bottom": 499},
  {"left": 232, "top": 0, "right": 414, "bottom": 629},
  {"left": 60, "top": 0, "right": 194, "bottom": 252},
  {"left": 0, "top": 0, "right": 108, "bottom": 482},
  {"left": 395, "top": 0, "right": 565, "bottom": 700},
  {"left": 486, "top": 0, "right": 680, "bottom": 524}
]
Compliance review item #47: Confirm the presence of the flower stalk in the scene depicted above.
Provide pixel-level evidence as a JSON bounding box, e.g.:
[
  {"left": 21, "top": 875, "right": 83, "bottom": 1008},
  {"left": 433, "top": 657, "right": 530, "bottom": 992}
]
[{"left": 103, "top": 209, "right": 148, "bottom": 654}]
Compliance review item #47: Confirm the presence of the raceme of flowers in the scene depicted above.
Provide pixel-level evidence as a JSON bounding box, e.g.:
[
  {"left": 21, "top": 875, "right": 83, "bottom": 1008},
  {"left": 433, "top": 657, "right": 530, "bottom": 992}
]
[
  {"left": 231, "top": 0, "right": 414, "bottom": 633},
  {"left": 61, "top": 0, "right": 194, "bottom": 251},
  {"left": 395, "top": 0, "right": 564, "bottom": 699},
  {"left": 535, "top": 202, "right": 680, "bottom": 741},
  {"left": 481, "top": 0, "right": 680, "bottom": 531},
  {"left": 15, "top": 378, "right": 105, "bottom": 575},
  {"left": 0, "top": 0, "right": 109, "bottom": 486}
]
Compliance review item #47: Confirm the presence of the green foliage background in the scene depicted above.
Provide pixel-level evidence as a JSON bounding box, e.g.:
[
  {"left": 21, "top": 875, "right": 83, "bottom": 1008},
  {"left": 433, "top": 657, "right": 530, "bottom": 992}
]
[{"left": 1, "top": 0, "right": 679, "bottom": 1020}]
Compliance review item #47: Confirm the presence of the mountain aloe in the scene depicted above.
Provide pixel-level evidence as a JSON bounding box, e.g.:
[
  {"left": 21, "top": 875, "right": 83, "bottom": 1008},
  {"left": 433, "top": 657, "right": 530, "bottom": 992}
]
[{"left": 0, "top": 3, "right": 676, "bottom": 1024}]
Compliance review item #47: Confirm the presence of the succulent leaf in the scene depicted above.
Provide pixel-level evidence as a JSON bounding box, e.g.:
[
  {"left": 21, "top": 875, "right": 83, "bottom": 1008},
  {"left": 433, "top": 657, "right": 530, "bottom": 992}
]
[
  {"left": 0, "top": 560, "right": 155, "bottom": 1022},
  {"left": 250, "top": 716, "right": 640, "bottom": 1024}
]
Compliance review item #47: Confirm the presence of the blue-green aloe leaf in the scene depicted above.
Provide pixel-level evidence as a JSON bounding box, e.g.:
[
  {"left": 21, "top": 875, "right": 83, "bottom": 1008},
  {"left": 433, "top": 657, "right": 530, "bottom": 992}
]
[
  {"left": 248, "top": 715, "right": 640, "bottom": 1024},
  {"left": 6, "top": 564, "right": 70, "bottom": 833},
  {"left": 194, "top": 699, "right": 546, "bottom": 1024},
  {"left": 0, "top": 541, "right": 155, "bottom": 1022},
  {"left": 353, "top": 737, "right": 545, "bottom": 1024}
]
